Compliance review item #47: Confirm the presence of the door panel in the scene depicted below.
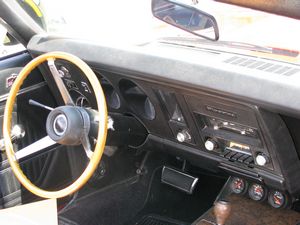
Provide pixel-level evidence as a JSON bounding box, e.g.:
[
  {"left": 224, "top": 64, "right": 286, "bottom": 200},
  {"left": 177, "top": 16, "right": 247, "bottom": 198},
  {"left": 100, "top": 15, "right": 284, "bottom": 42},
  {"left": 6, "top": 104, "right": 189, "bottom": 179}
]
[
  {"left": 0, "top": 52, "right": 30, "bottom": 208},
  {"left": 0, "top": 52, "right": 30, "bottom": 70}
]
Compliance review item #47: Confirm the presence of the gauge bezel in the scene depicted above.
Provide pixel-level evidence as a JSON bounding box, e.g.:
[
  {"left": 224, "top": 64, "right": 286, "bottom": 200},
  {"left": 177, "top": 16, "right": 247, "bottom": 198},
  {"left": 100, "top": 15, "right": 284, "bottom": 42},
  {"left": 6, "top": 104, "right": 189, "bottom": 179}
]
[
  {"left": 230, "top": 177, "right": 248, "bottom": 195},
  {"left": 248, "top": 183, "right": 267, "bottom": 202},
  {"left": 268, "top": 190, "right": 287, "bottom": 209}
]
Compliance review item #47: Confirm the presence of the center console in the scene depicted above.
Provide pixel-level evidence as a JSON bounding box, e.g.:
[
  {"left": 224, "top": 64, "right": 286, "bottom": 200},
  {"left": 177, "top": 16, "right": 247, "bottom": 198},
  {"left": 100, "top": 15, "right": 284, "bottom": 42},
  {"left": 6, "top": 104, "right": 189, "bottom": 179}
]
[
  {"left": 193, "top": 194, "right": 300, "bottom": 225},
  {"left": 192, "top": 176, "right": 300, "bottom": 225}
]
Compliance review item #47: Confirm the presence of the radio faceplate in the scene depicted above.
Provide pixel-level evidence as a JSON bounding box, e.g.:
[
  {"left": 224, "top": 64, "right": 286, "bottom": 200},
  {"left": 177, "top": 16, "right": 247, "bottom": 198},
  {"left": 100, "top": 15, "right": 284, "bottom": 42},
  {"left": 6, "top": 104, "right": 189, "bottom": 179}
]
[
  {"left": 196, "top": 113, "right": 273, "bottom": 170},
  {"left": 185, "top": 95, "right": 274, "bottom": 170}
]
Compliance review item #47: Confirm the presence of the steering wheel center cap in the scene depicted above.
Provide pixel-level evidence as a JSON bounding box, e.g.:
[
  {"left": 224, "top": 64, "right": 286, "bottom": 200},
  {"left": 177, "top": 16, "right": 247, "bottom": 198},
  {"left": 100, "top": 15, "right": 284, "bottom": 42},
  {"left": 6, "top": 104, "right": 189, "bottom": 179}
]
[
  {"left": 53, "top": 114, "right": 68, "bottom": 136},
  {"left": 46, "top": 106, "right": 90, "bottom": 145}
]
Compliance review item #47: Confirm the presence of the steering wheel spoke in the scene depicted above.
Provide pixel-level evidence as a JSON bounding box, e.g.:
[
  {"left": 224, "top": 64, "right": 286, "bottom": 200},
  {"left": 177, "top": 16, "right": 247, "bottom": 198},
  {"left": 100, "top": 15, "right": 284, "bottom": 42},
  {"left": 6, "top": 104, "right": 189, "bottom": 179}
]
[
  {"left": 81, "top": 134, "right": 93, "bottom": 159},
  {"left": 47, "top": 58, "right": 74, "bottom": 106},
  {"left": 15, "top": 136, "right": 56, "bottom": 160}
]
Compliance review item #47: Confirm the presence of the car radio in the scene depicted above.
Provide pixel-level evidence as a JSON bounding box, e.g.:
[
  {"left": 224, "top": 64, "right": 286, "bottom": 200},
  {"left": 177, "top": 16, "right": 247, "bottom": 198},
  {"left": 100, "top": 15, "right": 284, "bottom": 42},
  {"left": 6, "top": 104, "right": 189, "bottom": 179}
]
[
  {"left": 194, "top": 113, "right": 272, "bottom": 170},
  {"left": 185, "top": 95, "right": 275, "bottom": 171}
]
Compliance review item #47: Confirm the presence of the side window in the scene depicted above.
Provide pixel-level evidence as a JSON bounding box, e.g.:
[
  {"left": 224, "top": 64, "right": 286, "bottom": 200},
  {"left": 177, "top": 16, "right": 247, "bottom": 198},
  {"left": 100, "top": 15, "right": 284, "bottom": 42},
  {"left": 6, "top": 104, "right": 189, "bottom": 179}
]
[{"left": 0, "top": 24, "right": 25, "bottom": 59}]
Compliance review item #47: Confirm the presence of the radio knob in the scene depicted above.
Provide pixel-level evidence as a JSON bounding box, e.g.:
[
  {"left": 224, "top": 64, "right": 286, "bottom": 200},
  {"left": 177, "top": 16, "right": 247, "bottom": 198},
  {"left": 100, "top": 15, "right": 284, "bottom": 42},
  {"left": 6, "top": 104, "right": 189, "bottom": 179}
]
[
  {"left": 256, "top": 153, "right": 269, "bottom": 166},
  {"left": 176, "top": 130, "right": 191, "bottom": 143},
  {"left": 205, "top": 139, "right": 217, "bottom": 151}
]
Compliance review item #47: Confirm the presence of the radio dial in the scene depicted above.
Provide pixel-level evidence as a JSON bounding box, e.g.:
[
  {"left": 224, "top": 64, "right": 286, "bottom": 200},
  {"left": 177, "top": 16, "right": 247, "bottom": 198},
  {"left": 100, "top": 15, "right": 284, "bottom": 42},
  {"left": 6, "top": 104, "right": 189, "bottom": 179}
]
[
  {"left": 256, "top": 153, "right": 269, "bottom": 166},
  {"left": 205, "top": 139, "right": 217, "bottom": 151}
]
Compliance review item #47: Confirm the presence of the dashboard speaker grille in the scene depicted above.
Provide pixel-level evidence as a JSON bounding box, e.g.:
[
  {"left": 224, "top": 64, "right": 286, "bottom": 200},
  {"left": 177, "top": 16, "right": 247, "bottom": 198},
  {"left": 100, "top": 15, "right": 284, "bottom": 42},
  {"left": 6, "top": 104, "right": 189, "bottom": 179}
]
[{"left": 223, "top": 56, "right": 300, "bottom": 76}]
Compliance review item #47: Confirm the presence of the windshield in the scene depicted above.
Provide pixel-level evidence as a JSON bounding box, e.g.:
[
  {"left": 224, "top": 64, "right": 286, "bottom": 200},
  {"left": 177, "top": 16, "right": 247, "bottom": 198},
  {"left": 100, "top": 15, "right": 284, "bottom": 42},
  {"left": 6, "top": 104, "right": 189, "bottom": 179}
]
[{"left": 19, "top": 0, "right": 300, "bottom": 64}]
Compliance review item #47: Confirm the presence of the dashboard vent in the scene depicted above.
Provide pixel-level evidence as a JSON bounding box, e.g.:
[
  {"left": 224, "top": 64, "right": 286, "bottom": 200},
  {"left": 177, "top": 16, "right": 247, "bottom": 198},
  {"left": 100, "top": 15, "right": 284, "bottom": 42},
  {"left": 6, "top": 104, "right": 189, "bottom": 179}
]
[{"left": 223, "top": 56, "right": 300, "bottom": 76}]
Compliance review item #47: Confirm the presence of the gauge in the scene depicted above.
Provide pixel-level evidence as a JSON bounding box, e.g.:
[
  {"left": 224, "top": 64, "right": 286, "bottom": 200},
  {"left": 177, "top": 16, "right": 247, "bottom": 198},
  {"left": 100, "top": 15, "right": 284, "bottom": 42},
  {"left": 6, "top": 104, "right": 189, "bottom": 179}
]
[
  {"left": 230, "top": 177, "right": 247, "bottom": 194},
  {"left": 268, "top": 190, "right": 286, "bottom": 208},
  {"left": 248, "top": 184, "right": 266, "bottom": 201}
]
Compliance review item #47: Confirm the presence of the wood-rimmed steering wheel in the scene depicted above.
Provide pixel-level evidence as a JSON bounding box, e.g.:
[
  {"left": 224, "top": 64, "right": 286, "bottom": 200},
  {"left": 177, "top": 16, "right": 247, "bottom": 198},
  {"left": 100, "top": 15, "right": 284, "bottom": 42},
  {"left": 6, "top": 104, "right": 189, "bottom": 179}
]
[{"left": 3, "top": 51, "right": 108, "bottom": 199}]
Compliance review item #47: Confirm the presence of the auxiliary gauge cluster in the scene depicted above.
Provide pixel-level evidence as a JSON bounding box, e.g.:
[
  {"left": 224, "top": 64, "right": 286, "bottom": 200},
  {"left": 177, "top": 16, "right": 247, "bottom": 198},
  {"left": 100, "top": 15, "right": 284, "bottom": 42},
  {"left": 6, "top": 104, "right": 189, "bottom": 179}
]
[{"left": 230, "top": 177, "right": 289, "bottom": 209}]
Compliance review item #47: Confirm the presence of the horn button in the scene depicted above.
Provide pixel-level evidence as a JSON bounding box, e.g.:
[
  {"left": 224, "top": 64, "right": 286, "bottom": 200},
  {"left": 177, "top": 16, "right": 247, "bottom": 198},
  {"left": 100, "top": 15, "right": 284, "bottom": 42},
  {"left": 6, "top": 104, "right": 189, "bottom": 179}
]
[
  {"left": 53, "top": 114, "right": 68, "bottom": 136},
  {"left": 46, "top": 106, "right": 90, "bottom": 145}
]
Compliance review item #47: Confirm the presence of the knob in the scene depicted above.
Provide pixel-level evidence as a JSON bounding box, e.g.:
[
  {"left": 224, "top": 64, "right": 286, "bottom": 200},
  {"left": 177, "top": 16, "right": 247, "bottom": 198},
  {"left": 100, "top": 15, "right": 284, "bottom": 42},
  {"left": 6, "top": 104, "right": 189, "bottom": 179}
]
[
  {"left": 11, "top": 124, "right": 25, "bottom": 140},
  {"left": 58, "top": 66, "right": 70, "bottom": 78},
  {"left": 256, "top": 153, "right": 269, "bottom": 166},
  {"left": 176, "top": 130, "right": 191, "bottom": 143},
  {"left": 205, "top": 139, "right": 217, "bottom": 151},
  {"left": 214, "top": 200, "right": 231, "bottom": 225},
  {"left": 0, "top": 124, "right": 25, "bottom": 151}
]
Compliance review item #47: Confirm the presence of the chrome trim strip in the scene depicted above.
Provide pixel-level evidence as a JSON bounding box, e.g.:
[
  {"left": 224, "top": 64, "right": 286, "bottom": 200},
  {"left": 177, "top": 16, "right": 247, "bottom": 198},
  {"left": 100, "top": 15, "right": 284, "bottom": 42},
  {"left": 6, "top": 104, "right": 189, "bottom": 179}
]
[{"left": 0, "top": 82, "right": 47, "bottom": 103}]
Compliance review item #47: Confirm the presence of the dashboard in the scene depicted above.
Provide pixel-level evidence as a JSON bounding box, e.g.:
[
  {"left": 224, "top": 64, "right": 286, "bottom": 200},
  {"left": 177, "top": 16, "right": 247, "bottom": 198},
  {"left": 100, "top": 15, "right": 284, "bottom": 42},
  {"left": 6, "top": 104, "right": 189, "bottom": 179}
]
[{"left": 27, "top": 35, "right": 300, "bottom": 208}]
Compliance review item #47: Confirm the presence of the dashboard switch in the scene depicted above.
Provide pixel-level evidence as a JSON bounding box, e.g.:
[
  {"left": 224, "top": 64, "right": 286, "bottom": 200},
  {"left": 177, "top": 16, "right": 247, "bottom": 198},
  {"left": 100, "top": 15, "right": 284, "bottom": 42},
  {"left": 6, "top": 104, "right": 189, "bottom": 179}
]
[
  {"left": 238, "top": 154, "right": 250, "bottom": 163},
  {"left": 244, "top": 156, "right": 254, "bottom": 165},
  {"left": 231, "top": 152, "right": 243, "bottom": 161},
  {"left": 176, "top": 130, "right": 191, "bottom": 143},
  {"left": 225, "top": 151, "right": 236, "bottom": 159},
  {"left": 58, "top": 66, "right": 70, "bottom": 78},
  {"left": 256, "top": 153, "right": 269, "bottom": 166},
  {"left": 205, "top": 139, "right": 217, "bottom": 151},
  {"left": 220, "top": 149, "right": 230, "bottom": 157}
]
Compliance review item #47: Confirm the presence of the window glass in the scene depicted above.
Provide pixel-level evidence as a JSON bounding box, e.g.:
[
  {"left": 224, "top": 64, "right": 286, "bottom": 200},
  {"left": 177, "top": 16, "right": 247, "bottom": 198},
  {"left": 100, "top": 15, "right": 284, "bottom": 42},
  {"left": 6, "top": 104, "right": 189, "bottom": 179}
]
[{"left": 0, "top": 23, "right": 25, "bottom": 58}]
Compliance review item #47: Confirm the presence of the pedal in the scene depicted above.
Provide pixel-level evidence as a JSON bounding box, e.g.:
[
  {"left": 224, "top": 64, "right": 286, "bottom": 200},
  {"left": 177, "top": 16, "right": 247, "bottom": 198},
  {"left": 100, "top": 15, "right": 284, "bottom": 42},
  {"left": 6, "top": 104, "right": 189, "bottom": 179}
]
[{"left": 161, "top": 166, "right": 198, "bottom": 194}]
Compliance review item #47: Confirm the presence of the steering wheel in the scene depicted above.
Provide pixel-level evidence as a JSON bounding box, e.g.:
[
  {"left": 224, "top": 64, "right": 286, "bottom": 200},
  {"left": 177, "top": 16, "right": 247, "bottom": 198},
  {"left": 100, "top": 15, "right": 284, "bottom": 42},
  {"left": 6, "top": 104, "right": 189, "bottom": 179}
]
[{"left": 3, "top": 52, "right": 108, "bottom": 199}]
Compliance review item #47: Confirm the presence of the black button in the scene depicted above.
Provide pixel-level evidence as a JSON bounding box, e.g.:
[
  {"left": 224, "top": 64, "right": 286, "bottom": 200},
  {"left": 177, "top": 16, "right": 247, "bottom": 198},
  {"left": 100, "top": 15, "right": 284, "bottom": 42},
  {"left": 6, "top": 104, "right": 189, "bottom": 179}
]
[
  {"left": 244, "top": 157, "right": 254, "bottom": 165},
  {"left": 220, "top": 149, "right": 230, "bottom": 157},
  {"left": 238, "top": 154, "right": 249, "bottom": 163},
  {"left": 225, "top": 151, "right": 236, "bottom": 159},
  {"left": 231, "top": 153, "right": 244, "bottom": 161}
]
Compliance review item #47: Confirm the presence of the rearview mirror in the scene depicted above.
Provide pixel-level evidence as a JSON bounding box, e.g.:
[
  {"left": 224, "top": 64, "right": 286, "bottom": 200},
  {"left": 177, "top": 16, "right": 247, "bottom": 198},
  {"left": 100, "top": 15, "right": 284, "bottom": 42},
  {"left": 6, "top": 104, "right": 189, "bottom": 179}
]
[{"left": 152, "top": 0, "right": 219, "bottom": 41}]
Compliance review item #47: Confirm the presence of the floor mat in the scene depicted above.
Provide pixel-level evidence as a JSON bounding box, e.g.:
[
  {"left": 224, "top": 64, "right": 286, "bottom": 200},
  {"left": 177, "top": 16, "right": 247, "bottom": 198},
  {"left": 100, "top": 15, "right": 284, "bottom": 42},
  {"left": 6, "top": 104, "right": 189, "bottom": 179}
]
[
  {"left": 58, "top": 216, "right": 79, "bottom": 225},
  {"left": 59, "top": 152, "right": 227, "bottom": 225},
  {"left": 134, "top": 214, "right": 188, "bottom": 225}
]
